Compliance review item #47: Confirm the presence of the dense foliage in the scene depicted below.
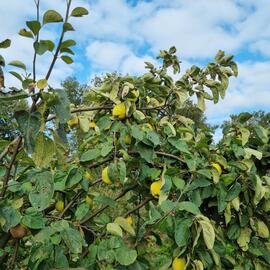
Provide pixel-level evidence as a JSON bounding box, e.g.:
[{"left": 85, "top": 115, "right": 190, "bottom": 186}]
[{"left": 0, "top": 1, "right": 269, "bottom": 270}]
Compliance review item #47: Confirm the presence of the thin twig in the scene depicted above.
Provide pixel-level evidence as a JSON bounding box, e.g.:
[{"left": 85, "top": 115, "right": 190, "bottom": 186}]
[
  {"left": 0, "top": 136, "right": 22, "bottom": 198},
  {"left": 80, "top": 184, "right": 137, "bottom": 225},
  {"left": 124, "top": 197, "right": 152, "bottom": 218},
  {"left": 45, "top": 0, "right": 72, "bottom": 80},
  {"left": 46, "top": 105, "right": 167, "bottom": 122},
  {"left": 59, "top": 190, "right": 84, "bottom": 218},
  {"left": 33, "top": 0, "right": 40, "bottom": 82},
  {"left": 156, "top": 151, "right": 185, "bottom": 162},
  {"left": 8, "top": 239, "right": 19, "bottom": 270},
  {"left": 0, "top": 137, "right": 20, "bottom": 163}
]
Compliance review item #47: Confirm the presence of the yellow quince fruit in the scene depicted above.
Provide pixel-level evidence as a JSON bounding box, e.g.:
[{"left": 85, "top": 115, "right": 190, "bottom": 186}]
[
  {"left": 150, "top": 180, "right": 162, "bottom": 198},
  {"left": 89, "top": 121, "right": 96, "bottom": 128},
  {"left": 67, "top": 117, "right": 79, "bottom": 128},
  {"left": 124, "top": 135, "right": 132, "bottom": 144},
  {"left": 172, "top": 257, "right": 186, "bottom": 270},
  {"left": 85, "top": 195, "right": 93, "bottom": 207},
  {"left": 55, "top": 200, "right": 64, "bottom": 212},
  {"left": 102, "top": 166, "right": 112, "bottom": 185},
  {"left": 211, "top": 162, "right": 222, "bottom": 175},
  {"left": 112, "top": 102, "right": 126, "bottom": 120},
  {"left": 126, "top": 215, "right": 133, "bottom": 225}
]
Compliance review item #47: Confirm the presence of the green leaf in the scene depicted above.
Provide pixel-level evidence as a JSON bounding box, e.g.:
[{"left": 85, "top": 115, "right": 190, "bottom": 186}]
[
  {"left": 53, "top": 89, "right": 71, "bottom": 124},
  {"left": 9, "top": 71, "right": 23, "bottom": 82},
  {"left": 0, "top": 55, "right": 5, "bottom": 66},
  {"left": 9, "top": 60, "right": 26, "bottom": 70},
  {"left": 196, "top": 214, "right": 215, "bottom": 249},
  {"left": 34, "top": 41, "right": 48, "bottom": 55},
  {"left": 29, "top": 171, "right": 54, "bottom": 211},
  {"left": 174, "top": 217, "right": 192, "bottom": 247},
  {"left": 115, "top": 247, "right": 137, "bottom": 266},
  {"left": 237, "top": 227, "right": 251, "bottom": 251},
  {"left": 115, "top": 217, "right": 135, "bottom": 236},
  {"left": 0, "top": 92, "right": 29, "bottom": 101},
  {"left": 168, "top": 137, "right": 190, "bottom": 154},
  {"left": 0, "top": 205, "right": 21, "bottom": 232},
  {"left": 21, "top": 211, "right": 45, "bottom": 229},
  {"left": 60, "top": 47, "right": 74, "bottom": 55},
  {"left": 244, "top": 148, "right": 262, "bottom": 160},
  {"left": 178, "top": 201, "right": 200, "bottom": 215},
  {"left": 33, "top": 133, "right": 55, "bottom": 168},
  {"left": 63, "top": 22, "right": 75, "bottom": 32},
  {"left": 118, "top": 160, "right": 126, "bottom": 184},
  {"left": 137, "top": 143, "right": 156, "bottom": 163},
  {"left": 60, "top": 39, "right": 76, "bottom": 48},
  {"left": 239, "top": 127, "right": 250, "bottom": 146},
  {"left": 37, "top": 79, "right": 48, "bottom": 89},
  {"left": 226, "top": 182, "right": 241, "bottom": 201},
  {"left": 94, "top": 195, "right": 116, "bottom": 207},
  {"left": 70, "top": 7, "right": 89, "bottom": 17},
  {"left": 26, "top": 20, "right": 41, "bottom": 35},
  {"left": 106, "top": 222, "right": 123, "bottom": 237},
  {"left": 197, "top": 93, "right": 205, "bottom": 111},
  {"left": 0, "top": 39, "right": 11, "bottom": 48},
  {"left": 62, "top": 227, "right": 83, "bottom": 254},
  {"left": 61, "top": 55, "right": 73, "bottom": 64},
  {"left": 15, "top": 110, "right": 41, "bottom": 153},
  {"left": 43, "top": 10, "right": 63, "bottom": 24},
  {"left": 75, "top": 203, "right": 89, "bottom": 221},
  {"left": 18, "top": 28, "right": 34, "bottom": 38},
  {"left": 254, "top": 125, "right": 268, "bottom": 144},
  {"left": 81, "top": 149, "right": 100, "bottom": 162}
]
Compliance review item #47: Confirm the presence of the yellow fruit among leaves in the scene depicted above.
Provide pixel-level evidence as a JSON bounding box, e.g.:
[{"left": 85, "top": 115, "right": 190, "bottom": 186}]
[
  {"left": 85, "top": 195, "right": 93, "bottom": 207},
  {"left": 55, "top": 200, "right": 65, "bottom": 212},
  {"left": 150, "top": 180, "right": 162, "bottom": 198},
  {"left": 89, "top": 121, "right": 96, "bottom": 128},
  {"left": 112, "top": 102, "right": 126, "bottom": 120},
  {"left": 126, "top": 215, "right": 133, "bottom": 225},
  {"left": 172, "top": 257, "right": 186, "bottom": 270},
  {"left": 124, "top": 135, "right": 132, "bottom": 144},
  {"left": 67, "top": 117, "right": 79, "bottom": 128},
  {"left": 84, "top": 171, "right": 92, "bottom": 182},
  {"left": 102, "top": 166, "right": 112, "bottom": 185},
  {"left": 211, "top": 162, "right": 222, "bottom": 175}
]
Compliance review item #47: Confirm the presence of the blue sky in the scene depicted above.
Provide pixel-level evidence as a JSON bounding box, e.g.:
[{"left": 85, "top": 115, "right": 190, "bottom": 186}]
[{"left": 1, "top": 0, "right": 270, "bottom": 134}]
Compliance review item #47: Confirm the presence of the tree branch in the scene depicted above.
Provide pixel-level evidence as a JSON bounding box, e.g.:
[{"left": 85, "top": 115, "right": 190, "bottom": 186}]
[
  {"left": 124, "top": 197, "right": 152, "bottom": 218},
  {"left": 0, "top": 136, "right": 22, "bottom": 198},
  {"left": 0, "top": 137, "right": 20, "bottom": 163},
  {"left": 45, "top": 0, "right": 72, "bottom": 80}
]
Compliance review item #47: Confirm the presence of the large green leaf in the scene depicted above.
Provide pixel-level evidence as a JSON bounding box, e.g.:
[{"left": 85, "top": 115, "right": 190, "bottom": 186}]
[
  {"left": 174, "top": 217, "right": 192, "bottom": 247},
  {"left": 15, "top": 110, "right": 41, "bottom": 153},
  {"left": 115, "top": 247, "right": 137, "bottom": 266},
  {"left": 61, "top": 227, "right": 83, "bottom": 254},
  {"left": 29, "top": 171, "right": 54, "bottom": 211},
  {"left": 0, "top": 204, "right": 21, "bottom": 232},
  {"left": 53, "top": 89, "right": 71, "bottom": 124},
  {"left": 33, "top": 133, "right": 55, "bottom": 168}
]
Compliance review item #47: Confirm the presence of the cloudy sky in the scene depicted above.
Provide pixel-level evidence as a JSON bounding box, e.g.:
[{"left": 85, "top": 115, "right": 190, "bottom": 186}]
[{"left": 1, "top": 0, "right": 270, "bottom": 131}]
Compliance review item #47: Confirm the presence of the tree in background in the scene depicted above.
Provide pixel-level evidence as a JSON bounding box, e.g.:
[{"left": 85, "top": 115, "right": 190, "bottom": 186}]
[{"left": 61, "top": 76, "right": 88, "bottom": 106}]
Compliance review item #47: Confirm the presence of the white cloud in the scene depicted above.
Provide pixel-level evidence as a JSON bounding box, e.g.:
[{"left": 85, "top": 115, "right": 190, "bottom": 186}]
[{"left": 86, "top": 41, "right": 132, "bottom": 70}]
